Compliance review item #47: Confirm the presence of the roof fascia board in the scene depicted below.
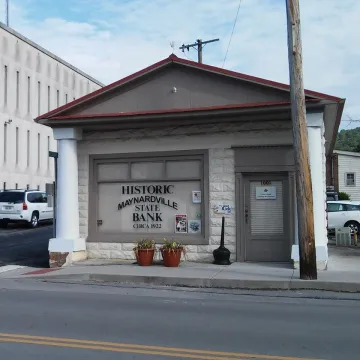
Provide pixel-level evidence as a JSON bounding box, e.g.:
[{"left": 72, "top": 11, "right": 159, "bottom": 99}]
[{"left": 40, "top": 102, "right": 324, "bottom": 128}]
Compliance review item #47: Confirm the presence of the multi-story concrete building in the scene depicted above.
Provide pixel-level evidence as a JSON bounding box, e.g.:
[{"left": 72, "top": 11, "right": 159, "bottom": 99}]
[{"left": 0, "top": 22, "right": 103, "bottom": 191}]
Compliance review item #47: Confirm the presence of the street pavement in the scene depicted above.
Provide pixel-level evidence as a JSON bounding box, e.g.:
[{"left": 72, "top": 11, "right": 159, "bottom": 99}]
[
  {"left": 0, "top": 278, "right": 359, "bottom": 359},
  {"left": 0, "top": 224, "right": 51, "bottom": 268}
]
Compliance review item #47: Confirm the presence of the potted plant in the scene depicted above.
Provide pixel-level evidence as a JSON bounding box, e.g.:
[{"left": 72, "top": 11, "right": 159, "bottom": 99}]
[
  {"left": 133, "top": 239, "right": 156, "bottom": 266},
  {"left": 160, "top": 238, "right": 185, "bottom": 267}
]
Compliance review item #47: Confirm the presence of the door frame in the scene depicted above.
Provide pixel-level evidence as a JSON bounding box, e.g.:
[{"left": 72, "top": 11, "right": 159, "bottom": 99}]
[{"left": 236, "top": 171, "right": 295, "bottom": 262}]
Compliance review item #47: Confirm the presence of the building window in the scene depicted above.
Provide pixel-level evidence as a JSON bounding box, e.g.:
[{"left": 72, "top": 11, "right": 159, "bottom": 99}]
[
  {"left": 37, "top": 81, "right": 41, "bottom": 116},
  {"left": 4, "top": 65, "right": 8, "bottom": 106},
  {"left": 27, "top": 76, "right": 31, "bottom": 113},
  {"left": 47, "top": 85, "right": 51, "bottom": 111},
  {"left": 3, "top": 124, "right": 7, "bottom": 163},
  {"left": 16, "top": 71, "right": 20, "bottom": 110},
  {"left": 27, "top": 130, "right": 30, "bottom": 167},
  {"left": 345, "top": 172, "right": 356, "bottom": 186},
  {"left": 37, "top": 133, "right": 40, "bottom": 169},
  {"left": 93, "top": 151, "right": 208, "bottom": 244},
  {"left": 56, "top": 90, "right": 59, "bottom": 107},
  {"left": 15, "top": 127, "right": 19, "bottom": 165}
]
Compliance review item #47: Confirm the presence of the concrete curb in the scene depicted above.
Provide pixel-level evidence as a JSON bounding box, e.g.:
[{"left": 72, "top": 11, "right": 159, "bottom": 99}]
[{"left": 36, "top": 273, "right": 360, "bottom": 293}]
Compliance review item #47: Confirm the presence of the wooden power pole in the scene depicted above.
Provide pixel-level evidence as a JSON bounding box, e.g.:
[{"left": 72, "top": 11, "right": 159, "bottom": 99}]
[
  {"left": 285, "top": 0, "right": 317, "bottom": 279},
  {"left": 179, "top": 38, "right": 219, "bottom": 64}
]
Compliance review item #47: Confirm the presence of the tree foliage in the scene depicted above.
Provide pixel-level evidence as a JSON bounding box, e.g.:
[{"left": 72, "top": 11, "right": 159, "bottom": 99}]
[{"left": 335, "top": 127, "right": 360, "bottom": 152}]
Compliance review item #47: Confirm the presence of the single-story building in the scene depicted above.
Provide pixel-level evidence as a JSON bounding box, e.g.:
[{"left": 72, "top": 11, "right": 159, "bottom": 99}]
[
  {"left": 327, "top": 150, "right": 360, "bottom": 201},
  {"left": 35, "top": 54, "right": 345, "bottom": 269}
]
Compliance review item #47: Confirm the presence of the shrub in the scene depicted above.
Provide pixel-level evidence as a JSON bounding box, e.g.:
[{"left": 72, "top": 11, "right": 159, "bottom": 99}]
[{"left": 338, "top": 192, "right": 351, "bottom": 200}]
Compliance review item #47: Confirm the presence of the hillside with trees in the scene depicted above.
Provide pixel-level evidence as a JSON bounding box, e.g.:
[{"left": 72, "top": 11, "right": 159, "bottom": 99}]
[{"left": 335, "top": 127, "right": 360, "bottom": 152}]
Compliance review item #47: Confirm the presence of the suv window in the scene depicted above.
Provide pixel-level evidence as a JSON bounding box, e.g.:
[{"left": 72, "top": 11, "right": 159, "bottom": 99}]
[
  {"left": 327, "top": 203, "right": 341, "bottom": 212},
  {"left": 27, "top": 192, "right": 44, "bottom": 203},
  {"left": 0, "top": 192, "right": 25, "bottom": 204},
  {"left": 343, "top": 204, "right": 360, "bottom": 211},
  {"left": 327, "top": 203, "right": 360, "bottom": 212},
  {"left": 41, "top": 193, "right": 48, "bottom": 203}
]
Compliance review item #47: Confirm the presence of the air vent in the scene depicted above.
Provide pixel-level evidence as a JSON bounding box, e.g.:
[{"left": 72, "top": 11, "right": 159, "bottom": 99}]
[{"left": 335, "top": 227, "right": 352, "bottom": 246}]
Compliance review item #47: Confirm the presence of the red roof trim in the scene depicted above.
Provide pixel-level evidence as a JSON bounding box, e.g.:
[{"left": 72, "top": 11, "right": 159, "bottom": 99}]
[
  {"left": 49, "top": 99, "right": 321, "bottom": 121},
  {"left": 36, "top": 54, "right": 341, "bottom": 122}
]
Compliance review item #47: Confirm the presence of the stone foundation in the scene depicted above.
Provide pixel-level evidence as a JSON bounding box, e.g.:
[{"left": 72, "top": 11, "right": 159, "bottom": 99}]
[
  {"left": 86, "top": 242, "right": 236, "bottom": 262},
  {"left": 49, "top": 252, "right": 69, "bottom": 268}
]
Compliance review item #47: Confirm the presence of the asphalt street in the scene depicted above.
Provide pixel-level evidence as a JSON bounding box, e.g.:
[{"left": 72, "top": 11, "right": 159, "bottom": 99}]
[
  {"left": 0, "top": 224, "right": 52, "bottom": 267},
  {"left": 0, "top": 279, "right": 359, "bottom": 359}
]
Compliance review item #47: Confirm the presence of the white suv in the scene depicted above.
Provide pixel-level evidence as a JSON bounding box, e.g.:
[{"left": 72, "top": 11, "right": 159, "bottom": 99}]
[
  {"left": 327, "top": 200, "right": 360, "bottom": 233},
  {"left": 0, "top": 189, "right": 53, "bottom": 228}
]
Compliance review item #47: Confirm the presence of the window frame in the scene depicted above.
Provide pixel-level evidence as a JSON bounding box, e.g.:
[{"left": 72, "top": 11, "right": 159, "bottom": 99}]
[
  {"left": 88, "top": 150, "right": 209, "bottom": 245},
  {"left": 345, "top": 172, "right": 356, "bottom": 186}
]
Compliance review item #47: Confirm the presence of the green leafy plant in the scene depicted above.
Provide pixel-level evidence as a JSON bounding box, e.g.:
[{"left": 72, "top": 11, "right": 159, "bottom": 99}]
[
  {"left": 338, "top": 192, "right": 351, "bottom": 200},
  {"left": 133, "top": 238, "right": 156, "bottom": 252},
  {"left": 160, "top": 238, "right": 185, "bottom": 252}
]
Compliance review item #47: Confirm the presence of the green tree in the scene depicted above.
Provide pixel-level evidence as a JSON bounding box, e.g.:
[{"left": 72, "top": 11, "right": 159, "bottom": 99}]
[{"left": 335, "top": 127, "right": 360, "bottom": 152}]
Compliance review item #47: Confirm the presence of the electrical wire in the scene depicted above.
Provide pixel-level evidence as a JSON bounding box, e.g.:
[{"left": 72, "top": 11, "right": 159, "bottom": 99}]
[{"left": 222, "top": 0, "right": 243, "bottom": 68}]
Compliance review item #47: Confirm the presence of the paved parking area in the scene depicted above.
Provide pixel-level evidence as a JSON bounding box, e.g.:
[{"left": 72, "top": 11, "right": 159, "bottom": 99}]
[{"left": 0, "top": 223, "right": 52, "bottom": 268}]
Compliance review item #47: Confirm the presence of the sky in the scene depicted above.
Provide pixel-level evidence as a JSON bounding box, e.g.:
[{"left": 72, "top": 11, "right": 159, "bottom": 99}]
[{"left": 5, "top": 0, "right": 360, "bottom": 129}]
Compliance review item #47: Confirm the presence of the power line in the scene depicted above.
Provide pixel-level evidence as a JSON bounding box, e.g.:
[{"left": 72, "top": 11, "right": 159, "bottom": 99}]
[{"left": 222, "top": 0, "right": 243, "bottom": 68}]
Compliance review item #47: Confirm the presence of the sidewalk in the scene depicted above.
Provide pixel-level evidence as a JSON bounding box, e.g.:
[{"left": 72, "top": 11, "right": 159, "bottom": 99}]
[{"left": 15, "top": 245, "right": 360, "bottom": 293}]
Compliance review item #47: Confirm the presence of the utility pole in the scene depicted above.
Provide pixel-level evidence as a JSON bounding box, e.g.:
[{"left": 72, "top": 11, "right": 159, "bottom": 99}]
[
  {"left": 286, "top": 0, "right": 317, "bottom": 279},
  {"left": 179, "top": 38, "right": 219, "bottom": 63}
]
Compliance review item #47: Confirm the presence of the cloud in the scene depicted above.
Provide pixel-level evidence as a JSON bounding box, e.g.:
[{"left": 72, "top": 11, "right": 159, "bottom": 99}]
[{"left": 9, "top": 0, "right": 360, "bottom": 128}]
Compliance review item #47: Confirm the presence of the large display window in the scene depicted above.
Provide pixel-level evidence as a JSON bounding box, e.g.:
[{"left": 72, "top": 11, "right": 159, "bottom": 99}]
[{"left": 90, "top": 151, "right": 209, "bottom": 244}]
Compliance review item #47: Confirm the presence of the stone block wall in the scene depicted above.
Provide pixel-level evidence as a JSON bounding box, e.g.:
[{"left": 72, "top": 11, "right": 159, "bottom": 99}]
[{"left": 83, "top": 147, "right": 236, "bottom": 262}]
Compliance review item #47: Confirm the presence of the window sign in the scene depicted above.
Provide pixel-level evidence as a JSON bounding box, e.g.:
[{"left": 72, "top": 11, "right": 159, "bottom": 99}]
[
  {"left": 255, "top": 186, "right": 276, "bottom": 200},
  {"left": 98, "top": 181, "right": 201, "bottom": 234},
  {"left": 95, "top": 155, "right": 205, "bottom": 238},
  {"left": 192, "top": 190, "right": 201, "bottom": 204}
]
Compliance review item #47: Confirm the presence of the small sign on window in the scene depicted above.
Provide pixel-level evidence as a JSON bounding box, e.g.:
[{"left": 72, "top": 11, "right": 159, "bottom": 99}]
[{"left": 256, "top": 186, "right": 277, "bottom": 200}]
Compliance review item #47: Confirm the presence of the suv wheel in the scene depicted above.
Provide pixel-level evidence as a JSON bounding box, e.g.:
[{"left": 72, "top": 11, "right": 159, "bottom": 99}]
[
  {"left": 345, "top": 220, "right": 360, "bottom": 234},
  {"left": 29, "top": 212, "right": 39, "bottom": 228}
]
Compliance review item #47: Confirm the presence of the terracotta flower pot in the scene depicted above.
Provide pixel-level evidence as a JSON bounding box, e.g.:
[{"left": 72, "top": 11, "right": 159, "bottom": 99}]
[
  {"left": 161, "top": 249, "right": 183, "bottom": 267},
  {"left": 136, "top": 249, "right": 155, "bottom": 266}
]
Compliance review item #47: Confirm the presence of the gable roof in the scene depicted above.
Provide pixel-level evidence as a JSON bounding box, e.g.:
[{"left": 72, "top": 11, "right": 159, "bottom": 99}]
[{"left": 35, "top": 53, "right": 342, "bottom": 122}]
